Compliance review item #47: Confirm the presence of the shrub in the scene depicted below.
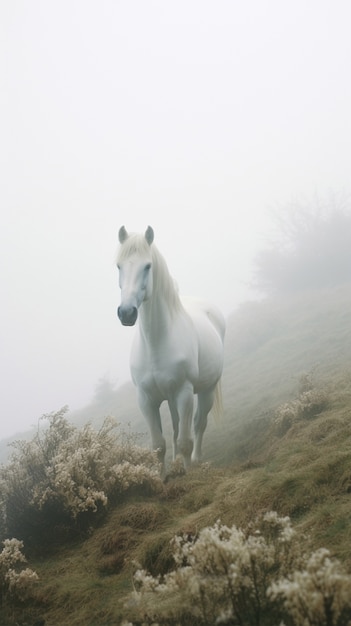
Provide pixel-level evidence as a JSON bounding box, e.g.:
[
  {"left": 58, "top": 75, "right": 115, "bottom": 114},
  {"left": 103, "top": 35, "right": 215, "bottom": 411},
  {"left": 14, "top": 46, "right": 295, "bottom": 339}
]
[
  {"left": 268, "top": 547, "right": 351, "bottom": 626},
  {"left": 0, "top": 538, "right": 38, "bottom": 603},
  {"left": 0, "top": 408, "right": 162, "bottom": 546},
  {"left": 124, "top": 512, "right": 351, "bottom": 626},
  {"left": 125, "top": 512, "right": 299, "bottom": 625},
  {"left": 274, "top": 386, "right": 328, "bottom": 435}
]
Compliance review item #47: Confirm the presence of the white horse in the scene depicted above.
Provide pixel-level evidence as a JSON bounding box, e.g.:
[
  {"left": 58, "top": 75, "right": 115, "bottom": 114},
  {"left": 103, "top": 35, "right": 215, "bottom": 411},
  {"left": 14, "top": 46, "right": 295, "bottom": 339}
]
[{"left": 116, "top": 226, "right": 225, "bottom": 473}]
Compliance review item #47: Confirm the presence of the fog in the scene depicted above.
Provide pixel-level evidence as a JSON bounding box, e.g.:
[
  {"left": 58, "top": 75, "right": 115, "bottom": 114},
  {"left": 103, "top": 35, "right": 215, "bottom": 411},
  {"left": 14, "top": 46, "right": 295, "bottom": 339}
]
[{"left": 1, "top": 1, "right": 350, "bottom": 440}]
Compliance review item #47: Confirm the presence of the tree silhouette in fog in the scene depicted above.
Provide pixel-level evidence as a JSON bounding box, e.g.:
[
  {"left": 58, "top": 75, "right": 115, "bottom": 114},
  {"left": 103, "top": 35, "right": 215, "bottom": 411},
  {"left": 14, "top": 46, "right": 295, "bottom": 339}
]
[
  {"left": 93, "top": 376, "right": 117, "bottom": 406},
  {"left": 254, "top": 198, "right": 351, "bottom": 294}
]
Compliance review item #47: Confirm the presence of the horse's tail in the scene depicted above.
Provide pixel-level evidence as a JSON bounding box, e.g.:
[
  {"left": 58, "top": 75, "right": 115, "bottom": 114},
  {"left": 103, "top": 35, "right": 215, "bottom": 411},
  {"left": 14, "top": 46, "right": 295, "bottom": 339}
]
[{"left": 211, "top": 378, "right": 224, "bottom": 423}]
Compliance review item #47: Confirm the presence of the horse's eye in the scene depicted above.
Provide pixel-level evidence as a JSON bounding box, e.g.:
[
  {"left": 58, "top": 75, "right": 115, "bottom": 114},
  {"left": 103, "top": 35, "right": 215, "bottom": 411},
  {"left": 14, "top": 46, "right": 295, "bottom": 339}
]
[
  {"left": 145, "top": 263, "right": 151, "bottom": 271},
  {"left": 117, "top": 264, "right": 121, "bottom": 270}
]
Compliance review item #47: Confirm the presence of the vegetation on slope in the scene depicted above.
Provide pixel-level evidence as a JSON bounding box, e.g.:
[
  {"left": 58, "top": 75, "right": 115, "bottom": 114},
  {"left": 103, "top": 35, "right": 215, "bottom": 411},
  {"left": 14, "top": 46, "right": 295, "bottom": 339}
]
[
  {"left": 1, "top": 282, "right": 351, "bottom": 624},
  {"left": 126, "top": 512, "right": 351, "bottom": 626}
]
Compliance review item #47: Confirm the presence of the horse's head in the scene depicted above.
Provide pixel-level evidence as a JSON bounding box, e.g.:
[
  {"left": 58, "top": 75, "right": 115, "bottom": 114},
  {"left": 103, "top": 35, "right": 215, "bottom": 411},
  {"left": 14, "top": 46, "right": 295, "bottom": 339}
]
[{"left": 116, "top": 226, "right": 154, "bottom": 326}]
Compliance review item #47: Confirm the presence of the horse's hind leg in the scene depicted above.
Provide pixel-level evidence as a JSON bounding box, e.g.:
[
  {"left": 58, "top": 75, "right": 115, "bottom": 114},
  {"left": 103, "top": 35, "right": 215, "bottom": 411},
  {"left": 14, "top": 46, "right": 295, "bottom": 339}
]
[
  {"left": 137, "top": 389, "right": 166, "bottom": 475},
  {"left": 192, "top": 388, "right": 215, "bottom": 463}
]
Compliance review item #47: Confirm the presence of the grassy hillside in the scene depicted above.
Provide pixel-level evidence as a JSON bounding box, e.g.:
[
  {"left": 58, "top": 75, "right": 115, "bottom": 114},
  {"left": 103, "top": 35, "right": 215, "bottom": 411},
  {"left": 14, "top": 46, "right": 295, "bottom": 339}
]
[{"left": 2, "top": 285, "right": 351, "bottom": 625}]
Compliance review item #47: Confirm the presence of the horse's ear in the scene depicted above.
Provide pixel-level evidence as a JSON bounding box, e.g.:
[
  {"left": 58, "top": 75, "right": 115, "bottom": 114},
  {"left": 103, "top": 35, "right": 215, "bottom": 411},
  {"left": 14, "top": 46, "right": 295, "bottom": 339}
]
[
  {"left": 145, "top": 226, "right": 154, "bottom": 246},
  {"left": 119, "top": 226, "right": 128, "bottom": 243}
]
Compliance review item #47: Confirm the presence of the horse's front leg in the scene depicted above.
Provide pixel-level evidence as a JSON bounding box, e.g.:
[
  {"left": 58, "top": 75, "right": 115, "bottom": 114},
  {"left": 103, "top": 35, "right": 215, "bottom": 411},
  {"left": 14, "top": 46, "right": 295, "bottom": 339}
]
[
  {"left": 174, "top": 382, "right": 194, "bottom": 469},
  {"left": 137, "top": 389, "right": 166, "bottom": 476},
  {"left": 168, "top": 398, "right": 180, "bottom": 461}
]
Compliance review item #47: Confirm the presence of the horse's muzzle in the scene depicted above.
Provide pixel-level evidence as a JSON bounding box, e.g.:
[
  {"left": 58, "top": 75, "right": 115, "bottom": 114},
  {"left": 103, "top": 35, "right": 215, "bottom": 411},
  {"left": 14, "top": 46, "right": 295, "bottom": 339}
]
[{"left": 117, "top": 305, "right": 138, "bottom": 326}]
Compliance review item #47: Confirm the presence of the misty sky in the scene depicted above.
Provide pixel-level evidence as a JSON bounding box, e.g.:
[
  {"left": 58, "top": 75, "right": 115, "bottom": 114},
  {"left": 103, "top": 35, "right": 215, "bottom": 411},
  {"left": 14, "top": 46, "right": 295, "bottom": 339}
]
[{"left": 1, "top": 1, "right": 351, "bottom": 440}]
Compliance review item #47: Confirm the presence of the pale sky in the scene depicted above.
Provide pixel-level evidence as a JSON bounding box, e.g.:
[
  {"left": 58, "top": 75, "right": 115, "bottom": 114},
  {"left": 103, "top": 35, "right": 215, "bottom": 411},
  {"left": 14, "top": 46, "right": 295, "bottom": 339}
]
[{"left": 1, "top": 0, "right": 350, "bottom": 439}]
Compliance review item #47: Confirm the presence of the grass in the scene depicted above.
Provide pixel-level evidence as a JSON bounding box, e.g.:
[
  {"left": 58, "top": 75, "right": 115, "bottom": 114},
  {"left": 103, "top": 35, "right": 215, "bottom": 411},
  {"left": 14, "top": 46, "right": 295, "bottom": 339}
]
[{"left": 2, "top": 284, "right": 351, "bottom": 624}]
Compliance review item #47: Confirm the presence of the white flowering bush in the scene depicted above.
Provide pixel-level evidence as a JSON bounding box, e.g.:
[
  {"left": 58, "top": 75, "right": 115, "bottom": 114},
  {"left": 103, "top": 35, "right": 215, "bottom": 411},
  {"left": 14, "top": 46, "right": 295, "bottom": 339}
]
[
  {"left": 274, "top": 388, "right": 328, "bottom": 434},
  {"left": 273, "top": 370, "right": 329, "bottom": 435},
  {"left": 0, "top": 408, "right": 162, "bottom": 546},
  {"left": 0, "top": 538, "right": 38, "bottom": 603},
  {"left": 124, "top": 512, "right": 351, "bottom": 626},
  {"left": 268, "top": 547, "right": 351, "bottom": 626},
  {"left": 126, "top": 512, "right": 297, "bottom": 625}
]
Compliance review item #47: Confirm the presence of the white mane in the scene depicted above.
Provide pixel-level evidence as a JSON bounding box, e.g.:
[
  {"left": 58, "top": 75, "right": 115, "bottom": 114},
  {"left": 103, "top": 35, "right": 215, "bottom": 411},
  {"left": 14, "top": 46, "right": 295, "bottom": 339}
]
[{"left": 117, "top": 233, "right": 182, "bottom": 313}]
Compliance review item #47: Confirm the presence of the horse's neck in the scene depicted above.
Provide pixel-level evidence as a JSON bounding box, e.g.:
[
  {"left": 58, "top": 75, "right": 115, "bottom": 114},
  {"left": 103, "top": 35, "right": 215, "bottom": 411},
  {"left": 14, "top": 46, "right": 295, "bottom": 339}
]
[{"left": 139, "top": 278, "right": 180, "bottom": 345}]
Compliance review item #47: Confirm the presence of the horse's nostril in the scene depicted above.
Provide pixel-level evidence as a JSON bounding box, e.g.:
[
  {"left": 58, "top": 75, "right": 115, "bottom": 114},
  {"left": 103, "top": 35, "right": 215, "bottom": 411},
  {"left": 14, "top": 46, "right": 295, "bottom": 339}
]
[
  {"left": 118, "top": 305, "right": 138, "bottom": 326},
  {"left": 128, "top": 307, "right": 138, "bottom": 325}
]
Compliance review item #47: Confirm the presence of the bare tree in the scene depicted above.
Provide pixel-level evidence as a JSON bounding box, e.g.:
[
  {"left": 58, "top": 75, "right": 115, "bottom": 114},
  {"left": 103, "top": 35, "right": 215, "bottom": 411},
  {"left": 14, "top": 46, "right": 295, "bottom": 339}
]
[{"left": 253, "top": 195, "right": 351, "bottom": 294}]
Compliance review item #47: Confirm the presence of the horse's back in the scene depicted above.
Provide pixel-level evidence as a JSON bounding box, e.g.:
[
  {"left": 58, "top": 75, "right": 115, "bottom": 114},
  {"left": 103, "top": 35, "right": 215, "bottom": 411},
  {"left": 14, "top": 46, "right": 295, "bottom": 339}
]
[
  {"left": 182, "top": 298, "right": 225, "bottom": 389},
  {"left": 182, "top": 297, "right": 225, "bottom": 342}
]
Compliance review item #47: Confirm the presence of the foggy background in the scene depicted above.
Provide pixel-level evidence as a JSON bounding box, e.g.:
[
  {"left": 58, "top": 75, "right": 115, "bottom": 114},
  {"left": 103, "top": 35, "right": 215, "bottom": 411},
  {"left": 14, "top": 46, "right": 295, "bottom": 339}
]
[{"left": 1, "top": 1, "right": 350, "bottom": 440}]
